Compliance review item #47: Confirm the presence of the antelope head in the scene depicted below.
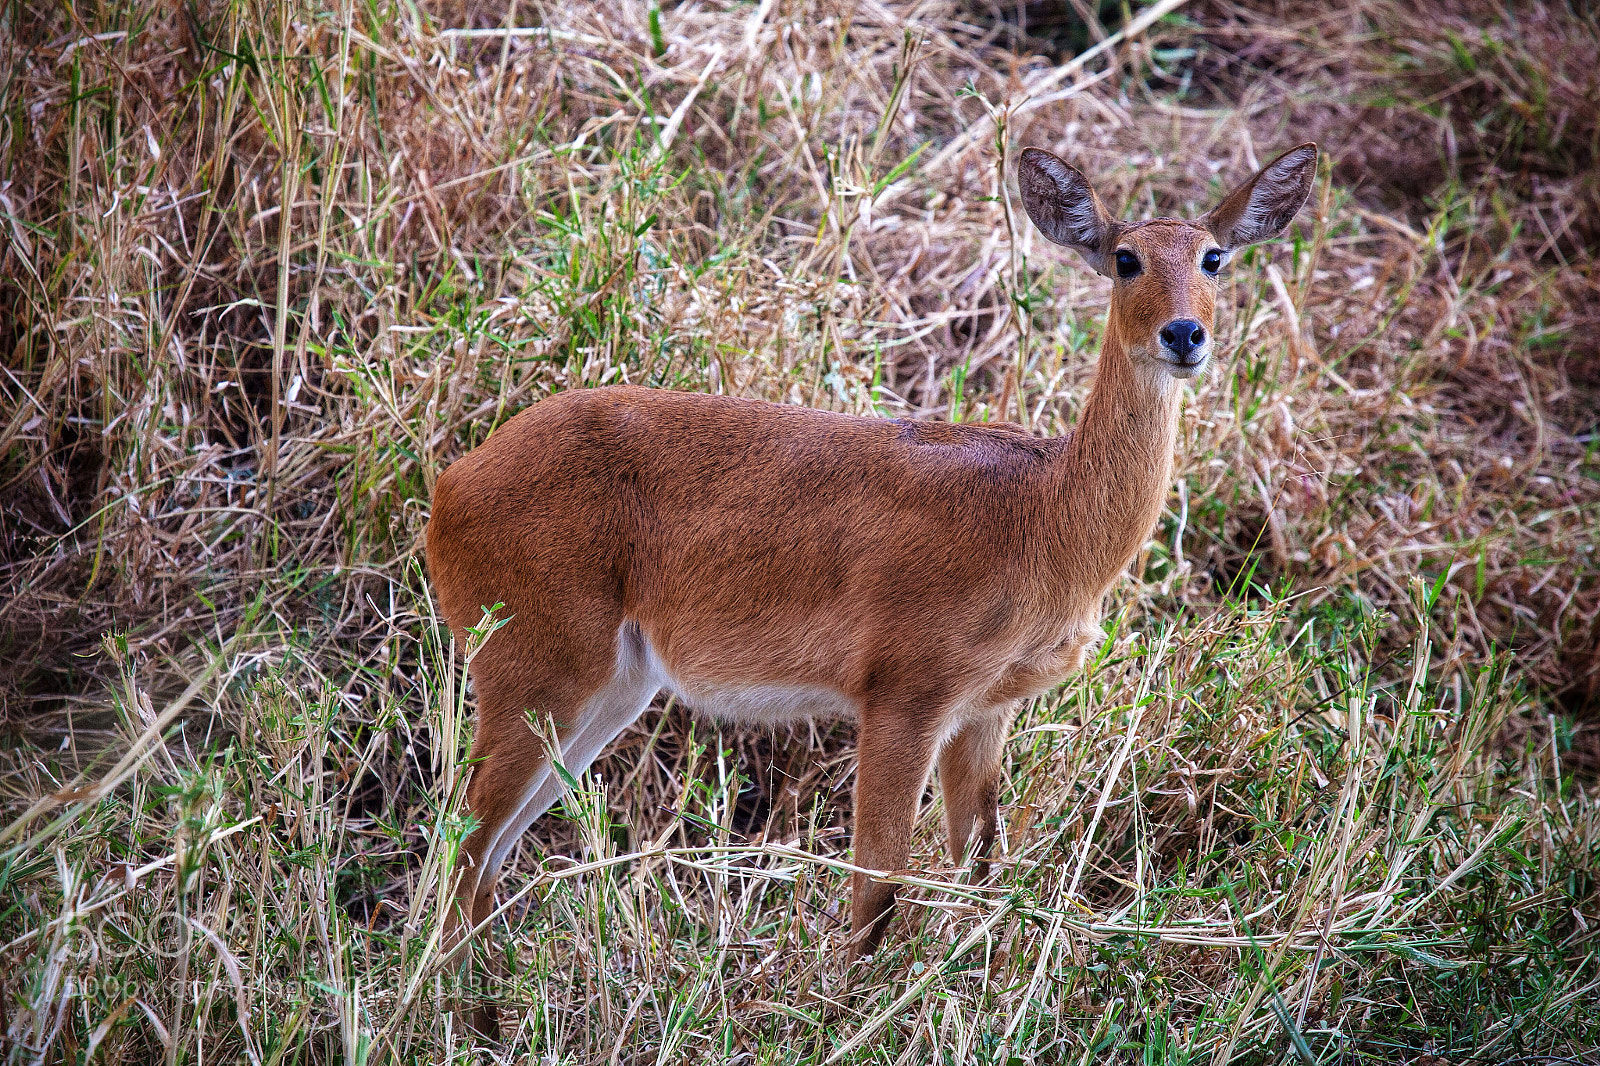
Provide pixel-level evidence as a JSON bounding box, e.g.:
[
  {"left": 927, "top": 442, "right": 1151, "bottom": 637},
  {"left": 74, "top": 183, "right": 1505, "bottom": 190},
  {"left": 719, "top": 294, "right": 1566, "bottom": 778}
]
[{"left": 1019, "top": 143, "right": 1319, "bottom": 379}]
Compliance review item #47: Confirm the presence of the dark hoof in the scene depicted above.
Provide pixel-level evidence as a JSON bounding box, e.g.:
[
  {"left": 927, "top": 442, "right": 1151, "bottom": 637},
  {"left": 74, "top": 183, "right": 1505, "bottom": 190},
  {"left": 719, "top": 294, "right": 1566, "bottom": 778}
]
[{"left": 465, "top": 1004, "right": 500, "bottom": 1042}]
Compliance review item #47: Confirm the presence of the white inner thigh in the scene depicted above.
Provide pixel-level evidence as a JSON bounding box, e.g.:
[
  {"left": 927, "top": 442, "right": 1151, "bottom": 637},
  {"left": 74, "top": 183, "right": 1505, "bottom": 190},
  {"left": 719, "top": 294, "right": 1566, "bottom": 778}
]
[
  {"left": 479, "top": 625, "right": 665, "bottom": 881},
  {"left": 476, "top": 623, "right": 861, "bottom": 882}
]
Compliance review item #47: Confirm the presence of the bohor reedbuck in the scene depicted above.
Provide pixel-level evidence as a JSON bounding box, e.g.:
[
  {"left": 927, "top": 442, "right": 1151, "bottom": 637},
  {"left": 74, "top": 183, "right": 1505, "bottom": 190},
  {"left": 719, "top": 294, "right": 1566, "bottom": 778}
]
[{"left": 426, "top": 141, "right": 1319, "bottom": 1033}]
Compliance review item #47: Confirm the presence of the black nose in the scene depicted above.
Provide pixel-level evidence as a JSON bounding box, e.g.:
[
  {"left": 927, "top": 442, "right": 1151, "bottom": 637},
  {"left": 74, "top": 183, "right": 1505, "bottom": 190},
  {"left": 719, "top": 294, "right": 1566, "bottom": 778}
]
[{"left": 1159, "top": 318, "right": 1207, "bottom": 360}]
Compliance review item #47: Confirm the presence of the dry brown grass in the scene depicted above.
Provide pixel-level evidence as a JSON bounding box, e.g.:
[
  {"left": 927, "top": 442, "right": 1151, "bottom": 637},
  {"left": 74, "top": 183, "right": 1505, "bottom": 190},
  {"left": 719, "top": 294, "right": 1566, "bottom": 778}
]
[
  {"left": 1, "top": 0, "right": 1597, "bottom": 1062},
  {"left": 1187, "top": 0, "right": 1600, "bottom": 709}
]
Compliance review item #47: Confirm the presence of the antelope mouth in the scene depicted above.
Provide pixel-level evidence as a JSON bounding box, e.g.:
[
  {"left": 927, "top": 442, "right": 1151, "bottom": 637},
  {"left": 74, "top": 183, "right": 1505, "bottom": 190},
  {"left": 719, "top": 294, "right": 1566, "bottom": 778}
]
[{"left": 1158, "top": 349, "right": 1210, "bottom": 378}]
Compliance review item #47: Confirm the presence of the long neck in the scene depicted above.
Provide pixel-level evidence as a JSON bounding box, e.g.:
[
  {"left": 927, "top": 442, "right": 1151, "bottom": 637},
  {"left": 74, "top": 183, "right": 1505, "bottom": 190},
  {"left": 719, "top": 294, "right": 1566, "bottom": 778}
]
[{"left": 1051, "top": 322, "right": 1183, "bottom": 602}]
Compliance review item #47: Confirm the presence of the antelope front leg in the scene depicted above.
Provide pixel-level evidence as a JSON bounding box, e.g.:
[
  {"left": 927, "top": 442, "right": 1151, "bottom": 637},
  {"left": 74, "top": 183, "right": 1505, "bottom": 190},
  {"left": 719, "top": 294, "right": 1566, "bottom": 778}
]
[
  {"left": 848, "top": 707, "right": 941, "bottom": 959},
  {"left": 937, "top": 712, "right": 1011, "bottom": 881}
]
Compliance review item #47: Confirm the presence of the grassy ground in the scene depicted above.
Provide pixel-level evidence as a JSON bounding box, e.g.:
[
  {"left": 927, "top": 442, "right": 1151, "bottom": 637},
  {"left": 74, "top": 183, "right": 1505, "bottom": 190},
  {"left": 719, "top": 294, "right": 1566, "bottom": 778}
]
[{"left": 2, "top": 0, "right": 1598, "bottom": 1062}]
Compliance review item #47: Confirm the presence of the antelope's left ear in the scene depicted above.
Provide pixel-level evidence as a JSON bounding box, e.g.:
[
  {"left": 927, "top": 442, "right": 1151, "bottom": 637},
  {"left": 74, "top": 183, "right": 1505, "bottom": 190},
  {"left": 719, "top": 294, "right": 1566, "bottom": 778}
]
[
  {"left": 1018, "top": 147, "right": 1119, "bottom": 276},
  {"left": 1203, "top": 143, "right": 1318, "bottom": 250}
]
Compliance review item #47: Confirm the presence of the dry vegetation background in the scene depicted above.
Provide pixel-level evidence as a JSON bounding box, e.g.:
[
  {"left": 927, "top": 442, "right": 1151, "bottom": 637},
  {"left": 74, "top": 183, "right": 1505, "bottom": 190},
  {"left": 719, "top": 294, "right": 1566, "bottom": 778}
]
[{"left": 2, "top": 0, "right": 1598, "bottom": 1062}]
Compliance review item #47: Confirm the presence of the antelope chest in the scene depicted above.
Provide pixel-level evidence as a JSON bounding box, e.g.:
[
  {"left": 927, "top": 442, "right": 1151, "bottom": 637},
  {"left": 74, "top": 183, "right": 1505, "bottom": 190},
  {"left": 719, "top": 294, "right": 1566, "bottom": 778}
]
[{"left": 976, "top": 618, "right": 1102, "bottom": 708}]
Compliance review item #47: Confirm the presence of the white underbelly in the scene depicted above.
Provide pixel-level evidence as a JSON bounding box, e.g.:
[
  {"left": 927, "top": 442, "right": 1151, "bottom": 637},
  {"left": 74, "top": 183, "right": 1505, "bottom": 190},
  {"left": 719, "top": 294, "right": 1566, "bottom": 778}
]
[
  {"left": 633, "top": 624, "right": 859, "bottom": 725},
  {"left": 669, "top": 680, "right": 858, "bottom": 724}
]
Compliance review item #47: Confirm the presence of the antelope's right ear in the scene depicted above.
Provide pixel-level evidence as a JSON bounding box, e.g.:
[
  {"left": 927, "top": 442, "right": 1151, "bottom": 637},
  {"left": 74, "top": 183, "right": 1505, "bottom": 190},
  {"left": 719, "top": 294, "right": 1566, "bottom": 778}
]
[{"left": 1019, "top": 147, "right": 1117, "bottom": 276}]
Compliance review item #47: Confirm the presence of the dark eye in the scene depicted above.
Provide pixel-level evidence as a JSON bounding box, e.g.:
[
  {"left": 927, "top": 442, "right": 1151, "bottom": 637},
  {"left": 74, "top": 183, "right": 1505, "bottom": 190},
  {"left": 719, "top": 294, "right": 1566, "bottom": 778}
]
[
  {"left": 1201, "top": 249, "right": 1224, "bottom": 274},
  {"left": 1115, "top": 250, "right": 1141, "bottom": 278}
]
